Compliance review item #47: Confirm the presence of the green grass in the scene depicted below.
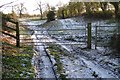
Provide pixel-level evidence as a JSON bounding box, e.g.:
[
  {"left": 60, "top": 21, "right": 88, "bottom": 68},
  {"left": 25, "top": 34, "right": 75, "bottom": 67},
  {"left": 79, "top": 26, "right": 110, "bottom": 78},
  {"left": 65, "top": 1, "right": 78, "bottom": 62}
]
[
  {"left": 28, "top": 18, "right": 46, "bottom": 21},
  {"left": 47, "top": 44, "right": 67, "bottom": 79},
  {"left": 2, "top": 24, "right": 35, "bottom": 78},
  {"left": 2, "top": 44, "right": 35, "bottom": 78},
  {"left": 106, "top": 19, "right": 117, "bottom": 24}
]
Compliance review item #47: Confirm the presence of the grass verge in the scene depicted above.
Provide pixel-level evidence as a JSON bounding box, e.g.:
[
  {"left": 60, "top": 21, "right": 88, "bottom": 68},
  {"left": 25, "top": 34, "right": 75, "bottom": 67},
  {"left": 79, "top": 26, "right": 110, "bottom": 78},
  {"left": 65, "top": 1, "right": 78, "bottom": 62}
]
[
  {"left": 2, "top": 24, "right": 35, "bottom": 78},
  {"left": 47, "top": 44, "right": 68, "bottom": 79}
]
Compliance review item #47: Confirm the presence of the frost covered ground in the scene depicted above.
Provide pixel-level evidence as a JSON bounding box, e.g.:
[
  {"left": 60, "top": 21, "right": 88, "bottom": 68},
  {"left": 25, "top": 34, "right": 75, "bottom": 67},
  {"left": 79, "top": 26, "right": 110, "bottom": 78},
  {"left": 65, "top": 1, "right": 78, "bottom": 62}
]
[{"left": 20, "top": 17, "right": 120, "bottom": 78}]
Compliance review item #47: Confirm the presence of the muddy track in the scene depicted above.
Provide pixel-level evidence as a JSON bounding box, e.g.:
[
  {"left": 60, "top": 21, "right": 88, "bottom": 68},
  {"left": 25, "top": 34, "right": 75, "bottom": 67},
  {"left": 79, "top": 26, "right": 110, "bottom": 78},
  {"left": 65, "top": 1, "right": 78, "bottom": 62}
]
[
  {"left": 45, "top": 29, "right": 119, "bottom": 78},
  {"left": 32, "top": 30, "right": 58, "bottom": 78},
  {"left": 22, "top": 19, "right": 119, "bottom": 78}
]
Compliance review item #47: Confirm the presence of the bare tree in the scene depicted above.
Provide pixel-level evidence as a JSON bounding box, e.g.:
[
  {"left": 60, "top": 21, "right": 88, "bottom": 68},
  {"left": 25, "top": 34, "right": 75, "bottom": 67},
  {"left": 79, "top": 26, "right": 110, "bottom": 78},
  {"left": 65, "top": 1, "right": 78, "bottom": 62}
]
[
  {"left": 35, "top": 0, "right": 51, "bottom": 19},
  {"left": 36, "top": 0, "right": 43, "bottom": 19},
  {"left": 46, "top": 3, "right": 50, "bottom": 11},
  {"left": 17, "top": 3, "right": 26, "bottom": 18}
]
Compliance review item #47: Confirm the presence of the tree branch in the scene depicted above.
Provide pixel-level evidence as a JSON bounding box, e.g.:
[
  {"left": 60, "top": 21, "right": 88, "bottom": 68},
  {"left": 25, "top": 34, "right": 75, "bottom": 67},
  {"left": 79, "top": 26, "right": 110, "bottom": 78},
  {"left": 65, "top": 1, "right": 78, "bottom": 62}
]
[{"left": 0, "top": 0, "right": 17, "bottom": 8}]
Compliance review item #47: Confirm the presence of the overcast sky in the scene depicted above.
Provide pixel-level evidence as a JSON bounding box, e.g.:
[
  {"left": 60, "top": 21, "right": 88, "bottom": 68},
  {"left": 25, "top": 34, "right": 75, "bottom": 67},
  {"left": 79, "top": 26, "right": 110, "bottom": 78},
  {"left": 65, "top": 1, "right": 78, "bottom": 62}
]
[{"left": 0, "top": 0, "right": 70, "bottom": 14}]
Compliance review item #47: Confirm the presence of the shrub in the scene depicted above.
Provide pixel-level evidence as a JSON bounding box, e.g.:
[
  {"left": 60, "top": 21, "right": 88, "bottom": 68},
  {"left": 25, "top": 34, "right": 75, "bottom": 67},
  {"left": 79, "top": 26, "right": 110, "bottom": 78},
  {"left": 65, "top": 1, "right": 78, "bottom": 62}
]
[
  {"left": 109, "top": 34, "right": 120, "bottom": 57},
  {"left": 47, "top": 11, "right": 55, "bottom": 22},
  {"left": 83, "top": 10, "right": 114, "bottom": 19},
  {"left": 117, "top": 12, "right": 120, "bottom": 19}
]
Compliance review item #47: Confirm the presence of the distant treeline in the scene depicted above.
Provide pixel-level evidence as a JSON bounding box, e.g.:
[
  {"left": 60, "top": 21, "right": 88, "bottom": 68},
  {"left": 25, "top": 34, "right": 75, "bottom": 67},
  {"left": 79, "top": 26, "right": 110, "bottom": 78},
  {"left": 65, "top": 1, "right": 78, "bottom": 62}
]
[
  {"left": 56, "top": 2, "right": 120, "bottom": 19},
  {"left": 1, "top": 2, "right": 120, "bottom": 20}
]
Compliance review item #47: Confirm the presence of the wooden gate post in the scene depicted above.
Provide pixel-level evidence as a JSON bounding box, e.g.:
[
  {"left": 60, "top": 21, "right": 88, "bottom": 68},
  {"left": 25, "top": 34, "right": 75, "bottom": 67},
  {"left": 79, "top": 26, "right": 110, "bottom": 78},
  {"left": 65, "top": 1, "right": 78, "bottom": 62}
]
[
  {"left": 87, "top": 23, "right": 91, "bottom": 49},
  {"left": 16, "top": 22, "right": 20, "bottom": 47}
]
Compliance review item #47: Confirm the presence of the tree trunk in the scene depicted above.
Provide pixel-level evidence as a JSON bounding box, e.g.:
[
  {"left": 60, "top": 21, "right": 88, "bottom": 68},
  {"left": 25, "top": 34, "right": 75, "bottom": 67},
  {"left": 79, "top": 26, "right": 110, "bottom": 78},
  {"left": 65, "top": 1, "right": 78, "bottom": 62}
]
[
  {"left": 62, "top": 10, "right": 65, "bottom": 19},
  {"left": 19, "top": 10, "right": 22, "bottom": 18},
  {"left": 40, "top": 6, "right": 43, "bottom": 19},
  {"left": 84, "top": 3, "right": 91, "bottom": 14},
  {"left": 110, "top": 2, "right": 119, "bottom": 18},
  {"left": 40, "top": 10, "right": 43, "bottom": 19},
  {"left": 38, "top": 2, "right": 43, "bottom": 20},
  {"left": 100, "top": 2, "right": 107, "bottom": 12},
  {"left": 114, "top": 4, "right": 119, "bottom": 18}
]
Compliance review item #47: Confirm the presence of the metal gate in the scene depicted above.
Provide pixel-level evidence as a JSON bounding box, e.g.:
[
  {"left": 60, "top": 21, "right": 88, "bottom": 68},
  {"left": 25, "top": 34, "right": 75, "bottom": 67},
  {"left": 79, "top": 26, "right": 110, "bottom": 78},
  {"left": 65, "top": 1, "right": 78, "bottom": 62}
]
[
  {"left": 94, "top": 25, "right": 120, "bottom": 49},
  {"left": 19, "top": 23, "right": 91, "bottom": 49}
]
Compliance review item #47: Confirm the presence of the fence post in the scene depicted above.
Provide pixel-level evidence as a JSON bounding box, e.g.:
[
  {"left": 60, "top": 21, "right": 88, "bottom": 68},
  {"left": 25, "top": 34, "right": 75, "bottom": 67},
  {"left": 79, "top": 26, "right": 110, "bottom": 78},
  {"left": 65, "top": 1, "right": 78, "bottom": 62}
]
[
  {"left": 95, "top": 26, "right": 97, "bottom": 49},
  {"left": 16, "top": 22, "right": 20, "bottom": 47},
  {"left": 118, "top": 19, "right": 120, "bottom": 34},
  {"left": 87, "top": 23, "right": 91, "bottom": 49}
]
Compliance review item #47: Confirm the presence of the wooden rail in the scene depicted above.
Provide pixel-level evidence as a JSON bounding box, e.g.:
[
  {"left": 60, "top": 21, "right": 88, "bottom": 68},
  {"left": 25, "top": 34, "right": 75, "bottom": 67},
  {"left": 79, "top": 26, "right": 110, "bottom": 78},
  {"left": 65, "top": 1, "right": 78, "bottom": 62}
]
[{"left": 2, "top": 17, "right": 20, "bottom": 47}]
